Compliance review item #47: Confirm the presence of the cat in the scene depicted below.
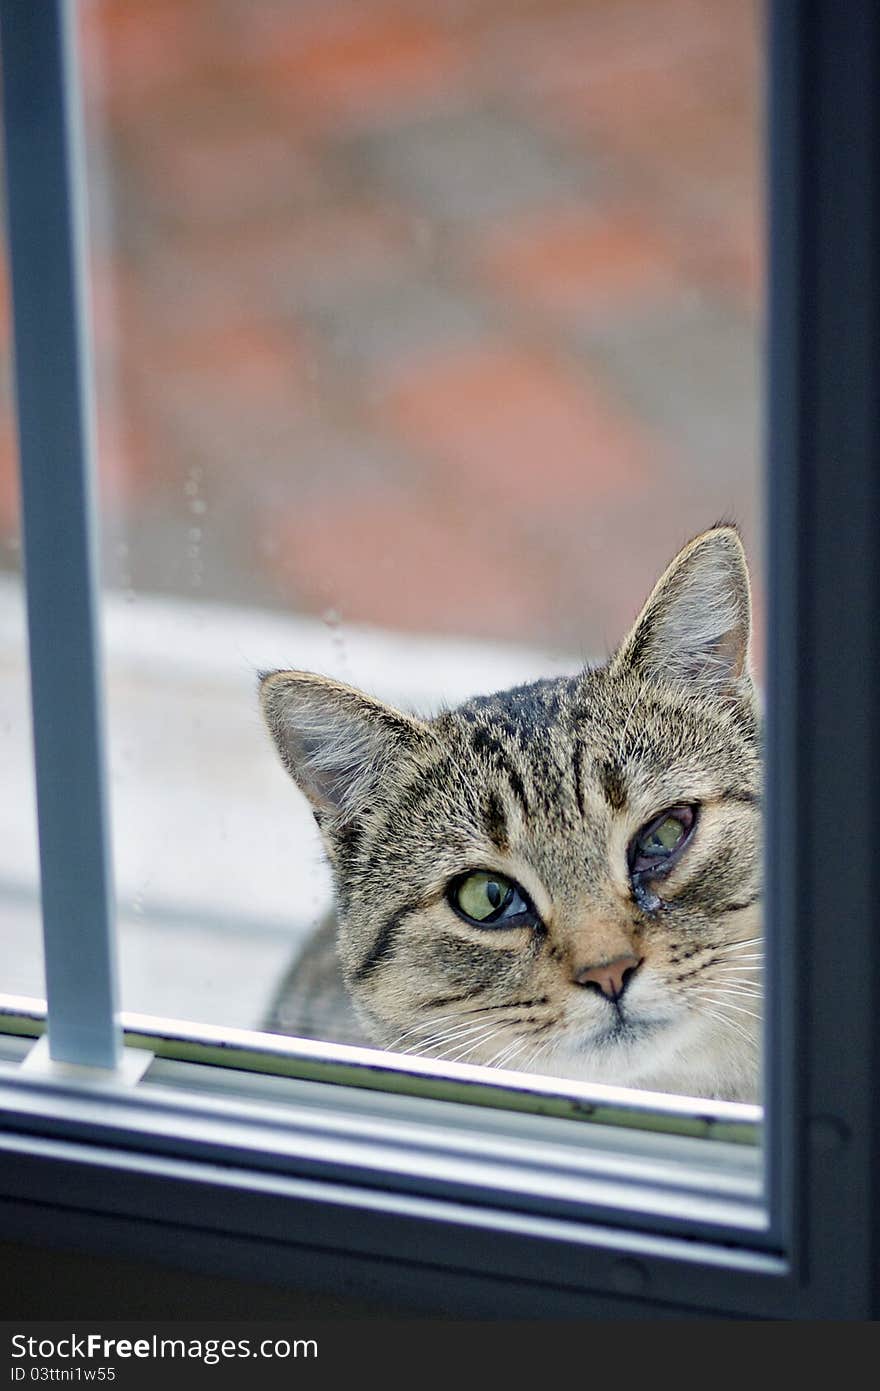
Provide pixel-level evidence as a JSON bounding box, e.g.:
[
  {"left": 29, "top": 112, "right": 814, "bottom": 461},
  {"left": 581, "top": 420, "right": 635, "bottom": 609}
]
[{"left": 259, "top": 525, "right": 762, "bottom": 1102}]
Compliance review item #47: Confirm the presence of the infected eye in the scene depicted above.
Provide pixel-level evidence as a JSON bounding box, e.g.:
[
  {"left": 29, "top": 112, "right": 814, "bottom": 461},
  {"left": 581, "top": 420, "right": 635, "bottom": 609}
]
[
  {"left": 449, "top": 870, "right": 534, "bottom": 927},
  {"left": 628, "top": 805, "right": 697, "bottom": 880}
]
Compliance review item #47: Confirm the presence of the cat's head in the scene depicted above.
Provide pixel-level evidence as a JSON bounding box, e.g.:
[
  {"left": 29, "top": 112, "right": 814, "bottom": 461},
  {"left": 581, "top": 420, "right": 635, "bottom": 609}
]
[{"left": 260, "top": 526, "right": 762, "bottom": 1101}]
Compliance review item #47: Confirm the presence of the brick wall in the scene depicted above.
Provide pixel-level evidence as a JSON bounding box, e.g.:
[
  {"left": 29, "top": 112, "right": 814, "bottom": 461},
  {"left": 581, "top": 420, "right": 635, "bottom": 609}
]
[{"left": 1, "top": 0, "right": 763, "bottom": 659}]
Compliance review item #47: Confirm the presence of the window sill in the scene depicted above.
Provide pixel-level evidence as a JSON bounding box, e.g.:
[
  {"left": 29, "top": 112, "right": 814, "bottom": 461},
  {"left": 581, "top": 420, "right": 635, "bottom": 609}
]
[{"left": 0, "top": 994, "right": 791, "bottom": 1318}]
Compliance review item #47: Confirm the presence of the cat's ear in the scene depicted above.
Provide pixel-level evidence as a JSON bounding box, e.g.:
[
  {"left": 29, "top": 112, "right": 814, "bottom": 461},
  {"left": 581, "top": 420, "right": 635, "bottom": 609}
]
[
  {"left": 260, "top": 670, "right": 431, "bottom": 825},
  {"left": 611, "top": 525, "right": 753, "bottom": 696}
]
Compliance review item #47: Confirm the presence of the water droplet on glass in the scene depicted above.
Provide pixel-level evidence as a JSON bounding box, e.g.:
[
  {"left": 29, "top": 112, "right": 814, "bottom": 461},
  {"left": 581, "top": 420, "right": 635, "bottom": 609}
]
[{"left": 413, "top": 217, "right": 433, "bottom": 250}]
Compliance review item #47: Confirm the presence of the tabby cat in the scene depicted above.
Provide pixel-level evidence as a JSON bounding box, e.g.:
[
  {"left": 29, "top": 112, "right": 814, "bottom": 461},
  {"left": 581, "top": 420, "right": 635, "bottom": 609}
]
[{"left": 260, "top": 526, "right": 762, "bottom": 1101}]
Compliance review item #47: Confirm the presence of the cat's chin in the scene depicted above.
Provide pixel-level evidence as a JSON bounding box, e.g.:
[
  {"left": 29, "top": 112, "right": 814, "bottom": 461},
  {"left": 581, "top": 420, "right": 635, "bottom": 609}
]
[
  {"left": 516, "top": 1012, "right": 759, "bottom": 1103},
  {"left": 557, "top": 1001, "right": 684, "bottom": 1064},
  {"left": 582, "top": 1013, "right": 670, "bottom": 1051}
]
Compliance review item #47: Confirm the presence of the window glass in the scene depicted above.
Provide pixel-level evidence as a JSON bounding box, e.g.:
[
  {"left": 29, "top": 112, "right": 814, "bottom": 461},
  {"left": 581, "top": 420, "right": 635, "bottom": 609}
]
[{"left": 68, "top": 0, "right": 763, "bottom": 1099}]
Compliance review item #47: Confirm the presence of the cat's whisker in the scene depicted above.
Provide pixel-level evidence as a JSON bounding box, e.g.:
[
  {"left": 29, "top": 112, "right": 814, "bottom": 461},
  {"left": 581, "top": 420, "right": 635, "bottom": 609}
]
[
  {"left": 516, "top": 1036, "right": 554, "bottom": 1073},
  {"left": 432, "top": 1019, "right": 513, "bottom": 1053},
  {"left": 397, "top": 1005, "right": 520, "bottom": 1046},
  {"left": 458, "top": 1000, "right": 527, "bottom": 1016},
  {"left": 390, "top": 1008, "right": 499, "bottom": 1044},
  {"left": 482, "top": 1030, "right": 528, "bottom": 1067},
  {"left": 707, "top": 983, "right": 763, "bottom": 1000},
  {"left": 486, "top": 1035, "right": 533, "bottom": 1070},
  {"left": 698, "top": 995, "right": 761, "bottom": 1023},
  {"left": 693, "top": 988, "right": 757, "bottom": 1019},
  {"left": 524, "top": 1029, "right": 565, "bottom": 1074},
  {"left": 406, "top": 1018, "right": 509, "bottom": 1057},
  {"left": 405, "top": 1004, "right": 560, "bottom": 1061},
  {"left": 693, "top": 1001, "right": 759, "bottom": 1051},
  {"left": 530, "top": 1042, "right": 560, "bottom": 1075},
  {"left": 712, "top": 993, "right": 763, "bottom": 1007},
  {"left": 397, "top": 1027, "right": 476, "bottom": 1055},
  {"left": 419, "top": 1040, "right": 494, "bottom": 1057},
  {"left": 401, "top": 1022, "right": 493, "bottom": 1056},
  {"left": 712, "top": 938, "right": 764, "bottom": 953},
  {"left": 392, "top": 998, "right": 557, "bottom": 1053},
  {"left": 392, "top": 995, "right": 541, "bottom": 1046},
  {"left": 694, "top": 1002, "right": 761, "bottom": 1052},
  {"left": 497, "top": 1045, "right": 536, "bottom": 1073},
  {"left": 504, "top": 1035, "right": 544, "bottom": 1069},
  {"left": 493, "top": 1024, "right": 558, "bottom": 1070},
  {"left": 388, "top": 1012, "right": 478, "bottom": 1050},
  {"left": 443, "top": 1025, "right": 513, "bottom": 1064}
]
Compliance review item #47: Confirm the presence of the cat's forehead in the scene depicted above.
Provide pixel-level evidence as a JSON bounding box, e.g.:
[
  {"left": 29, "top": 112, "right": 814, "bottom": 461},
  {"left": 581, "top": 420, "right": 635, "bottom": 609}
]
[
  {"left": 446, "top": 668, "right": 732, "bottom": 746},
  {"left": 452, "top": 675, "right": 575, "bottom": 745},
  {"left": 436, "top": 666, "right": 758, "bottom": 800}
]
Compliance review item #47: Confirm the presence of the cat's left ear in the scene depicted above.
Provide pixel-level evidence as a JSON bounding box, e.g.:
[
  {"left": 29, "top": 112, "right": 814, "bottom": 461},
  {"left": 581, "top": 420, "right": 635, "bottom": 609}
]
[
  {"left": 611, "top": 525, "right": 753, "bottom": 697},
  {"left": 260, "top": 670, "right": 432, "bottom": 827}
]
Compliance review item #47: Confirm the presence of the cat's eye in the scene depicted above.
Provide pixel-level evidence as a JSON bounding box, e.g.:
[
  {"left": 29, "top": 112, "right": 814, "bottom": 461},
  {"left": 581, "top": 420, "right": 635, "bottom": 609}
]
[
  {"left": 628, "top": 805, "right": 697, "bottom": 879},
  {"left": 449, "top": 870, "right": 534, "bottom": 928}
]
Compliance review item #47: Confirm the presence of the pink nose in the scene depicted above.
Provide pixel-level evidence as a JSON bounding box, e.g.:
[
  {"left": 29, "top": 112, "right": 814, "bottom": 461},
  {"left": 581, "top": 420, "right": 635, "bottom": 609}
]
[{"left": 574, "top": 955, "right": 641, "bottom": 1000}]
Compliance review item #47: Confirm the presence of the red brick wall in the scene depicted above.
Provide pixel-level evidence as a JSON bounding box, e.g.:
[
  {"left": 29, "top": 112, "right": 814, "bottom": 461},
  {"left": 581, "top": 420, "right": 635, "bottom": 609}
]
[{"left": 1, "top": 0, "right": 763, "bottom": 659}]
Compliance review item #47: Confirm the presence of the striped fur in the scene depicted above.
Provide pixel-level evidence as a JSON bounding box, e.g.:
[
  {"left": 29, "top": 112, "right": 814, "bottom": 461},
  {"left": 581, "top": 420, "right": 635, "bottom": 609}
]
[{"left": 260, "top": 526, "right": 762, "bottom": 1101}]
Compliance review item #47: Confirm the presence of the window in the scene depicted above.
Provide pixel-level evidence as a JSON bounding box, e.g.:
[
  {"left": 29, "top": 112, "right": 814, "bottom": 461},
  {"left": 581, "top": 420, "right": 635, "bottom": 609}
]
[
  {"left": 1, "top": 0, "right": 878, "bottom": 1319},
  {"left": 73, "top": 0, "right": 765, "bottom": 1065}
]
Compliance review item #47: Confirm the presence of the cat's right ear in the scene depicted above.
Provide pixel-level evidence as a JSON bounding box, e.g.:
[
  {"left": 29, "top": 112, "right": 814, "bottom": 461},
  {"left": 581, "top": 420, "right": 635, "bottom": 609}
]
[
  {"left": 259, "top": 670, "right": 432, "bottom": 827},
  {"left": 610, "top": 525, "right": 754, "bottom": 698}
]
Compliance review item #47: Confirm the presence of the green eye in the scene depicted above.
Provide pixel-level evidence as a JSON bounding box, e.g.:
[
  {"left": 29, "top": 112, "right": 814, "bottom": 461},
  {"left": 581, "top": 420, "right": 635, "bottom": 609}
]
[
  {"left": 628, "top": 805, "right": 697, "bottom": 880},
  {"left": 648, "top": 817, "right": 685, "bottom": 853},
  {"left": 455, "top": 871, "right": 514, "bottom": 922},
  {"left": 449, "top": 869, "right": 537, "bottom": 928}
]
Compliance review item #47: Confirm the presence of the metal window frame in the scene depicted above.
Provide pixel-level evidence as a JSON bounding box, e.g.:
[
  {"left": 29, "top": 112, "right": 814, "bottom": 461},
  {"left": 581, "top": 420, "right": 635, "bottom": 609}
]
[
  {"left": 1, "top": 0, "right": 878, "bottom": 1319},
  {"left": 0, "top": 0, "right": 120, "bottom": 1069}
]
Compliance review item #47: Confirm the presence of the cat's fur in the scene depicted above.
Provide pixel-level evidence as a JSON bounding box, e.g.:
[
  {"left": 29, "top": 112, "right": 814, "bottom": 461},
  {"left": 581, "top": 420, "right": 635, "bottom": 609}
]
[{"left": 260, "top": 526, "right": 762, "bottom": 1101}]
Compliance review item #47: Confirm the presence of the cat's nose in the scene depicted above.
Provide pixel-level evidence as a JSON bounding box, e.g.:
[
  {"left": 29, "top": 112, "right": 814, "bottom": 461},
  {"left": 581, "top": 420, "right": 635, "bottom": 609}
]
[{"left": 574, "top": 955, "right": 641, "bottom": 1000}]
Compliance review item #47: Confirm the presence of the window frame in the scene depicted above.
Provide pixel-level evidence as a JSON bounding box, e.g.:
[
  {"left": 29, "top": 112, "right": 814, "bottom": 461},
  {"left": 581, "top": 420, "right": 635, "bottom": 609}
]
[{"left": 1, "top": 0, "right": 878, "bottom": 1319}]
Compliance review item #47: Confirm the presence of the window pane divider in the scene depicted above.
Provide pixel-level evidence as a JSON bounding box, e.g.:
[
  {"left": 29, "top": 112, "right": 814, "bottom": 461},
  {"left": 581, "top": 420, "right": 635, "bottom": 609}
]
[{"left": 0, "top": 0, "right": 120, "bottom": 1067}]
